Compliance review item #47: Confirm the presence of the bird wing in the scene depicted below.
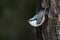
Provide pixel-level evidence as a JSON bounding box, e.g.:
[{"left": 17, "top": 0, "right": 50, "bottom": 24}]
[{"left": 37, "top": 12, "right": 44, "bottom": 24}]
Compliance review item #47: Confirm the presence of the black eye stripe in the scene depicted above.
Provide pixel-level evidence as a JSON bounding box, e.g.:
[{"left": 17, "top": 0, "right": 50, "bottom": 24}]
[{"left": 34, "top": 18, "right": 37, "bottom": 20}]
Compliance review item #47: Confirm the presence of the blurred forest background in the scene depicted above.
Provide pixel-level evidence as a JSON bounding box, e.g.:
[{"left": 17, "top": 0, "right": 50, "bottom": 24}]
[{"left": 0, "top": 0, "right": 37, "bottom": 40}]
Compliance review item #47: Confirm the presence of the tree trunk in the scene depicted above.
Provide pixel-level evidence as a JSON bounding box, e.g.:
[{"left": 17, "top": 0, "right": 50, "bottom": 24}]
[{"left": 37, "top": 0, "right": 60, "bottom": 40}]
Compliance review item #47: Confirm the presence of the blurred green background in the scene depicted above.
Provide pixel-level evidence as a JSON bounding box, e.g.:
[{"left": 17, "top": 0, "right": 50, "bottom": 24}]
[{"left": 0, "top": 0, "right": 37, "bottom": 40}]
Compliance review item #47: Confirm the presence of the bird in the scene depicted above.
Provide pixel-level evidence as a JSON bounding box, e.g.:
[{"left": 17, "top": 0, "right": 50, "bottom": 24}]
[
  {"left": 28, "top": 10, "right": 45, "bottom": 27},
  {"left": 28, "top": 10, "right": 46, "bottom": 40}
]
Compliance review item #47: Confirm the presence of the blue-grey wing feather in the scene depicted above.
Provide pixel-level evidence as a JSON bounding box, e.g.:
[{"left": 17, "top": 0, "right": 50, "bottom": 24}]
[
  {"left": 37, "top": 11, "right": 44, "bottom": 24},
  {"left": 32, "top": 10, "right": 44, "bottom": 24}
]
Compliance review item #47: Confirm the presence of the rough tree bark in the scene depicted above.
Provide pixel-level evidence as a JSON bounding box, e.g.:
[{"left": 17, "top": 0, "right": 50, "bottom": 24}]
[{"left": 37, "top": 0, "right": 60, "bottom": 40}]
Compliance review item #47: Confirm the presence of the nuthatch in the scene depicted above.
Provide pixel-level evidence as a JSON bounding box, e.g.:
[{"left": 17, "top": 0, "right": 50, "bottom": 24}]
[
  {"left": 28, "top": 10, "right": 46, "bottom": 40},
  {"left": 27, "top": 2, "right": 49, "bottom": 40},
  {"left": 28, "top": 10, "right": 45, "bottom": 27},
  {"left": 27, "top": 2, "right": 49, "bottom": 27}
]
